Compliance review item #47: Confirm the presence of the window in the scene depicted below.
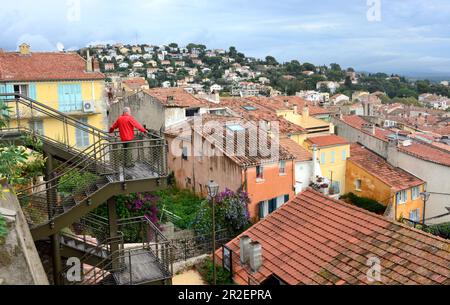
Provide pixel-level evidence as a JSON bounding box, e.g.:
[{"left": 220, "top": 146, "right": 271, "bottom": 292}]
[
  {"left": 330, "top": 181, "right": 340, "bottom": 195},
  {"left": 342, "top": 149, "right": 347, "bottom": 161},
  {"left": 411, "top": 186, "right": 420, "bottom": 200},
  {"left": 75, "top": 117, "right": 90, "bottom": 147},
  {"left": 330, "top": 151, "right": 335, "bottom": 164},
  {"left": 242, "top": 105, "right": 257, "bottom": 111},
  {"left": 284, "top": 194, "right": 290, "bottom": 203},
  {"left": 321, "top": 152, "right": 326, "bottom": 164},
  {"left": 182, "top": 147, "right": 188, "bottom": 160},
  {"left": 268, "top": 198, "right": 277, "bottom": 214},
  {"left": 58, "top": 83, "right": 82, "bottom": 112},
  {"left": 29, "top": 120, "right": 44, "bottom": 135},
  {"left": 355, "top": 179, "right": 362, "bottom": 191},
  {"left": 396, "top": 190, "right": 407, "bottom": 204},
  {"left": 279, "top": 160, "right": 286, "bottom": 174},
  {"left": 258, "top": 202, "right": 265, "bottom": 219},
  {"left": 409, "top": 209, "right": 420, "bottom": 222},
  {"left": 226, "top": 124, "right": 244, "bottom": 132},
  {"left": 256, "top": 165, "right": 264, "bottom": 180},
  {"left": 14, "top": 84, "right": 29, "bottom": 98}
]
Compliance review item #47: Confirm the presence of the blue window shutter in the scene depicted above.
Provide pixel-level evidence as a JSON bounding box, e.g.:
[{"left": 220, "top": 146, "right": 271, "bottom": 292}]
[
  {"left": 342, "top": 149, "right": 347, "bottom": 161},
  {"left": 331, "top": 151, "right": 335, "bottom": 163},
  {"left": 321, "top": 152, "right": 326, "bottom": 164},
  {"left": 29, "top": 83, "right": 37, "bottom": 100},
  {"left": 284, "top": 194, "right": 290, "bottom": 203},
  {"left": 0, "top": 84, "right": 5, "bottom": 100},
  {"left": 258, "top": 202, "right": 264, "bottom": 219}
]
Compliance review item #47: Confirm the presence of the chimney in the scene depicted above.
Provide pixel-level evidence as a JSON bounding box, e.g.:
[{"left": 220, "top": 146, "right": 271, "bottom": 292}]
[
  {"left": 292, "top": 105, "right": 298, "bottom": 114},
  {"left": 249, "top": 241, "right": 263, "bottom": 273},
  {"left": 284, "top": 99, "right": 289, "bottom": 108},
  {"left": 93, "top": 58, "right": 101, "bottom": 72},
  {"left": 302, "top": 105, "right": 309, "bottom": 118},
  {"left": 167, "top": 95, "right": 174, "bottom": 105},
  {"left": 239, "top": 235, "right": 251, "bottom": 265},
  {"left": 19, "top": 43, "right": 31, "bottom": 55},
  {"left": 86, "top": 50, "right": 93, "bottom": 72}
]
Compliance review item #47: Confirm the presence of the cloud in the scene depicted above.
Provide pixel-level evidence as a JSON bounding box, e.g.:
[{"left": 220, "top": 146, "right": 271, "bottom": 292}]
[{"left": 0, "top": 0, "right": 449, "bottom": 75}]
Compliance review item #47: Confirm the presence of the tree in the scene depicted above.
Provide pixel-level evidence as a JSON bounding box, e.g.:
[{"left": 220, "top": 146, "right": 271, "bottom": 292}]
[
  {"left": 265, "top": 55, "right": 278, "bottom": 66},
  {"left": 228, "top": 46, "right": 237, "bottom": 58},
  {"left": 168, "top": 42, "right": 178, "bottom": 49},
  {"left": 302, "top": 62, "right": 315, "bottom": 71}
]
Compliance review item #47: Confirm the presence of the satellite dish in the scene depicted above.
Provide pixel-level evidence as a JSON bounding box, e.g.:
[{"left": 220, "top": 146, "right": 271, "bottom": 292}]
[{"left": 56, "top": 42, "right": 65, "bottom": 52}]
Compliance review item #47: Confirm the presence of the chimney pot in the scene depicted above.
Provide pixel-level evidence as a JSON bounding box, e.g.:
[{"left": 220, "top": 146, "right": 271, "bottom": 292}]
[
  {"left": 239, "top": 235, "right": 251, "bottom": 265},
  {"left": 249, "top": 241, "right": 262, "bottom": 273},
  {"left": 19, "top": 43, "right": 31, "bottom": 55}
]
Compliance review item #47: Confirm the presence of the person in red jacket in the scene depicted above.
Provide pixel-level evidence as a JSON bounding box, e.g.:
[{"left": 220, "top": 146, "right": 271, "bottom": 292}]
[{"left": 109, "top": 107, "right": 147, "bottom": 167}]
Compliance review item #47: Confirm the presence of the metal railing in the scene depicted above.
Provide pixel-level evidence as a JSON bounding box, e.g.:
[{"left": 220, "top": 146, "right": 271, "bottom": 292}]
[
  {"left": 170, "top": 229, "right": 232, "bottom": 262},
  {"left": 0, "top": 94, "right": 111, "bottom": 148},
  {"left": 76, "top": 216, "right": 172, "bottom": 285}
]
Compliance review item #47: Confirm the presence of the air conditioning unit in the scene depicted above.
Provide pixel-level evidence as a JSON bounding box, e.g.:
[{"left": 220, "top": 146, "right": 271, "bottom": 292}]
[{"left": 83, "top": 101, "right": 95, "bottom": 113}]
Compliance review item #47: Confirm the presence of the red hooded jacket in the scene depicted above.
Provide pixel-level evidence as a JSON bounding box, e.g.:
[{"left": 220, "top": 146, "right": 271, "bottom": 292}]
[{"left": 109, "top": 113, "right": 146, "bottom": 141}]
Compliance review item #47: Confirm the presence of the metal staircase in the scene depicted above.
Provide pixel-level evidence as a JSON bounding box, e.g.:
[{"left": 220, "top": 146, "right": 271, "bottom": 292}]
[{"left": 0, "top": 93, "right": 172, "bottom": 285}]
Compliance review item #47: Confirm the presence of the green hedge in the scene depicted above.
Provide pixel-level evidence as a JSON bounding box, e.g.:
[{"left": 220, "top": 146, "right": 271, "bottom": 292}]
[
  {"left": 424, "top": 222, "right": 450, "bottom": 240},
  {"left": 341, "top": 192, "right": 386, "bottom": 214},
  {"left": 196, "top": 257, "right": 234, "bottom": 285}
]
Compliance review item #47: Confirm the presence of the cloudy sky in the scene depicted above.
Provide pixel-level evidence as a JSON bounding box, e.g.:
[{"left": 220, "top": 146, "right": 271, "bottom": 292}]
[{"left": 1, "top": 0, "right": 449, "bottom": 75}]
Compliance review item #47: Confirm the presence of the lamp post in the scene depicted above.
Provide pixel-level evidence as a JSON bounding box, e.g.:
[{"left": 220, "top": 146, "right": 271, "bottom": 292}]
[
  {"left": 420, "top": 191, "right": 430, "bottom": 225},
  {"left": 207, "top": 180, "right": 219, "bottom": 285}
]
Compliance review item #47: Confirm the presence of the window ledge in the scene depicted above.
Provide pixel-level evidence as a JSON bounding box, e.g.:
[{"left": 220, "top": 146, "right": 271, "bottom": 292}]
[{"left": 256, "top": 178, "right": 265, "bottom": 183}]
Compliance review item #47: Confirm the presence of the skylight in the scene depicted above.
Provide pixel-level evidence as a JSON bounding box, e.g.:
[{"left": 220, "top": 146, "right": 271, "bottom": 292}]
[
  {"left": 226, "top": 124, "right": 245, "bottom": 132},
  {"left": 242, "top": 105, "right": 257, "bottom": 111}
]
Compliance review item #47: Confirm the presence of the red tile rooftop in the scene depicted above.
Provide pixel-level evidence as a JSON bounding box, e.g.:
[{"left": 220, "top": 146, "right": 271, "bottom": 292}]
[
  {"left": 349, "top": 144, "right": 424, "bottom": 191},
  {"left": 0, "top": 51, "right": 104, "bottom": 81},
  {"left": 398, "top": 142, "right": 450, "bottom": 167},
  {"left": 341, "top": 115, "right": 392, "bottom": 142},
  {"left": 217, "top": 189, "right": 450, "bottom": 285},
  {"left": 143, "top": 87, "right": 209, "bottom": 108},
  {"left": 279, "top": 138, "right": 312, "bottom": 162},
  {"left": 306, "top": 135, "right": 349, "bottom": 148}
]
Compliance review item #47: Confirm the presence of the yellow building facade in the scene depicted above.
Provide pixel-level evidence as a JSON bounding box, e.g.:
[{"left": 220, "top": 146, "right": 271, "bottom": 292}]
[
  {"left": 303, "top": 135, "right": 350, "bottom": 196},
  {"left": 0, "top": 45, "right": 107, "bottom": 149},
  {"left": 346, "top": 144, "right": 425, "bottom": 222}
]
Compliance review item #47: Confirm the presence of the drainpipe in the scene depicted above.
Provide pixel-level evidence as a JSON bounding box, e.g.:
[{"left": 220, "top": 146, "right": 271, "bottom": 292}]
[{"left": 312, "top": 144, "right": 318, "bottom": 181}]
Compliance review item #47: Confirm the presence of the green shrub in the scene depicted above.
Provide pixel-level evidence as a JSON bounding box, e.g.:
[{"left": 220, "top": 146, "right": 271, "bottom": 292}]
[
  {"left": 424, "top": 222, "right": 450, "bottom": 240},
  {"left": 155, "top": 187, "right": 203, "bottom": 229},
  {"left": 57, "top": 170, "right": 98, "bottom": 197},
  {"left": 342, "top": 192, "right": 386, "bottom": 214},
  {"left": 197, "top": 257, "right": 234, "bottom": 285}
]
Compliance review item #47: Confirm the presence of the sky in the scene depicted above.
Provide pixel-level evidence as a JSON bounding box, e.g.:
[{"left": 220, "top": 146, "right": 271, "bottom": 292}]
[{"left": 1, "top": 0, "right": 450, "bottom": 76}]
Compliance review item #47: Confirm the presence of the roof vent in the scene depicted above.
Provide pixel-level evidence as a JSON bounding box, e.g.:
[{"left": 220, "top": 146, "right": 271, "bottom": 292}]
[
  {"left": 167, "top": 96, "right": 174, "bottom": 104},
  {"left": 249, "top": 241, "right": 263, "bottom": 273}
]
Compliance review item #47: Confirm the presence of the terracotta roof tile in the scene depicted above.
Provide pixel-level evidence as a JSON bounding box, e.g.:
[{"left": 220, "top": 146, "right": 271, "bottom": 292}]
[
  {"left": 398, "top": 142, "right": 450, "bottom": 167},
  {"left": 349, "top": 144, "right": 424, "bottom": 191},
  {"left": 306, "top": 135, "right": 349, "bottom": 148},
  {"left": 143, "top": 87, "right": 209, "bottom": 108},
  {"left": 165, "top": 114, "right": 295, "bottom": 166},
  {"left": 279, "top": 138, "right": 312, "bottom": 161},
  {"left": 217, "top": 189, "right": 450, "bottom": 285},
  {"left": 341, "top": 115, "right": 393, "bottom": 142},
  {"left": 0, "top": 52, "right": 104, "bottom": 81}
]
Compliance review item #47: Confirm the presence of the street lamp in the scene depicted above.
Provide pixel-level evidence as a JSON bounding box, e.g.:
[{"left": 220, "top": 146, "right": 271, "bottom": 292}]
[
  {"left": 207, "top": 180, "right": 219, "bottom": 285},
  {"left": 420, "top": 191, "right": 431, "bottom": 225}
]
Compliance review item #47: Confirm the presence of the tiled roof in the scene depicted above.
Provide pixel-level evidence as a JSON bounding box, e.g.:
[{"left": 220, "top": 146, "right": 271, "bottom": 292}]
[
  {"left": 341, "top": 115, "right": 392, "bottom": 142},
  {"left": 306, "top": 135, "right": 349, "bottom": 148},
  {"left": 143, "top": 87, "right": 209, "bottom": 108},
  {"left": 165, "top": 114, "right": 295, "bottom": 166},
  {"left": 220, "top": 98, "right": 307, "bottom": 136},
  {"left": 349, "top": 144, "right": 424, "bottom": 191},
  {"left": 0, "top": 52, "right": 104, "bottom": 81},
  {"left": 398, "top": 142, "right": 450, "bottom": 167},
  {"left": 218, "top": 189, "right": 450, "bottom": 285},
  {"left": 245, "top": 96, "right": 333, "bottom": 116},
  {"left": 279, "top": 138, "right": 312, "bottom": 162}
]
